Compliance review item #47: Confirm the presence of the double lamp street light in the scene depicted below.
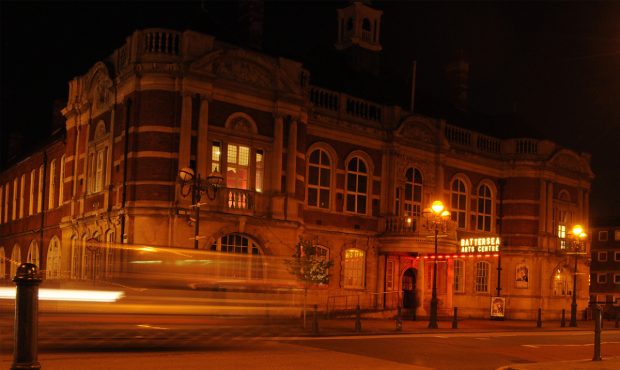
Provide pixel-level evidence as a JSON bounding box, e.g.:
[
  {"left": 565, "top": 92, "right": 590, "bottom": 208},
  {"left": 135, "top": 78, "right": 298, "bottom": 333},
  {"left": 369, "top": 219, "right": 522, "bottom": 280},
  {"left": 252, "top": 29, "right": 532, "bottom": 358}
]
[
  {"left": 422, "top": 200, "right": 451, "bottom": 329},
  {"left": 567, "top": 224, "right": 588, "bottom": 327},
  {"left": 178, "top": 167, "right": 224, "bottom": 249}
]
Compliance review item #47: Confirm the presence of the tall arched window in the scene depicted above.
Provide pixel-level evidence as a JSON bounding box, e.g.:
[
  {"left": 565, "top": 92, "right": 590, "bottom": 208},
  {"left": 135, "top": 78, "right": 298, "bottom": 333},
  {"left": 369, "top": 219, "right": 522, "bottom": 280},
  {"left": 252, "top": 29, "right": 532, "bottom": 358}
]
[
  {"left": 477, "top": 184, "right": 492, "bottom": 232},
  {"left": 0, "top": 247, "right": 5, "bottom": 279},
  {"left": 475, "top": 261, "right": 490, "bottom": 293},
  {"left": 59, "top": 155, "right": 65, "bottom": 206},
  {"left": 453, "top": 259, "right": 465, "bottom": 293},
  {"left": 210, "top": 234, "right": 264, "bottom": 280},
  {"left": 19, "top": 174, "right": 25, "bottom": 218},
  {"left": 344, "top": 249, "right": 365, "bottom": 288},
  {"left": 451, "top": 179, "right": 467, "bottom": 229},
  {"left": 10, "top": 244, "right": 21, "bottom": 279},
  {"left": 346, "top": 157, "right": 368, "bottom": 214},
  {"left": 12, "top": 178, "right": 18, "bottom": 220},
  {"left": 47, "top": 236, "right": 61, "bottom": 279},
  {"left": 4, "top": 182, "right": 9, "bottom": 221},
  {"left": 307, "top": 148, "right": 331, "bottom": 209},
  {"left": 553, "top": 267, "right": 573, "bottom": 296},
  {"left": 29, "top": 170, "right": 35, "bottom": 216},
  {"left": 49, "top": 159, "right": 56, "bottom": 209},
  {"left": 38, "top": 166, "right": 44, "bottom": 213},
  {"left": 27, "top": 240, "right": 39, "bottom": 268},
  {"left": 404, "top": 168, "right": 423, "bottom": 217}
]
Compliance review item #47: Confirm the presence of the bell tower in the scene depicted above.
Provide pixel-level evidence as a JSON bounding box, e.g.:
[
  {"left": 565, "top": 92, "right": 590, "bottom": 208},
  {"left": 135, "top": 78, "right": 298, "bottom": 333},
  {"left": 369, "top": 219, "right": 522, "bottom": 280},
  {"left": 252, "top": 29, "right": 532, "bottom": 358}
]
[{"left": 335, "top": 1, "right": 383, "bottom": 75}]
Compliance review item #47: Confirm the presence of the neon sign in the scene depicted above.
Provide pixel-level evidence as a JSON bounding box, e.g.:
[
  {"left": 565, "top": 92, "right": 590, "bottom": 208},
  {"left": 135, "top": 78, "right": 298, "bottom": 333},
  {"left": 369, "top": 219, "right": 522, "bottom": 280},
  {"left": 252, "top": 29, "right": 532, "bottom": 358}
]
[{"left": 460, "top": 237, "right": 500, "bottom": 253}]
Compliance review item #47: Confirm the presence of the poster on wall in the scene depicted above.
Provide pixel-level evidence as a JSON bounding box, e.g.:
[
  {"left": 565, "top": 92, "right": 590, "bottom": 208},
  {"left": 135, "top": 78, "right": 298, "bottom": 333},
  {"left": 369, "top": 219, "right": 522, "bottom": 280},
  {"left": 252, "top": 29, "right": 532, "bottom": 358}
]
[
  {"left": 490, "top": 296, "right": 506, "bottom": 320},
  {"left": 515, "top": 263, "right": 529, "bottom": 289}
]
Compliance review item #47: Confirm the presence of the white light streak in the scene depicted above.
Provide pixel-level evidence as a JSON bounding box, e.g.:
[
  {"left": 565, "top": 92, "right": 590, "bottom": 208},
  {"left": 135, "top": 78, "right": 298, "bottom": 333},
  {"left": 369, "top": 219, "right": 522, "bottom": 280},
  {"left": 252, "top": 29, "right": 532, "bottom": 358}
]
[{"left": 0, "top": 288, "right": 124, "bottom": 302}]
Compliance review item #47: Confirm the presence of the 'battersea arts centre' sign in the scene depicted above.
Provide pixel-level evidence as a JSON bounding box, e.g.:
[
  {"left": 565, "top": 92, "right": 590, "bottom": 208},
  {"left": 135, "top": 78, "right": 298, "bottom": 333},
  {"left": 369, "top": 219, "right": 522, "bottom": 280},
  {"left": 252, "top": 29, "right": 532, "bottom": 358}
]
[{"left": 460, "top": 237, "right": 501, "bottom": 253}]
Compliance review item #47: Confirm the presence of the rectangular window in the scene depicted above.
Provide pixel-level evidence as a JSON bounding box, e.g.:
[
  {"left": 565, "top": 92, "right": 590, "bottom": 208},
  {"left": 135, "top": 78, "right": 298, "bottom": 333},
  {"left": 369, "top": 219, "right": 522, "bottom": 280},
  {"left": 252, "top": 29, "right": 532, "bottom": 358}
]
[
  {"left": 597, "top": 274, "right": 607, "bottom": 284},
  {"left": 49, "top": 160, "right": 56, "bottom": 208},
  {"left": 475, "top": 262, "right": 489, "bottom": 293},
  {"left": 59, "top": 157, "right": 65, "bottom": 205},
  {"left": 19, "top": 175, "right": 25, "bottom": 218},
  {"left": 12, "top": 178, "right": 17, "bottom": 220},
  {"left": 615, "top": 230, "right": 620, "bottom": 241},
  {"left": 395, "top": 187, "right": 401, "bottom": 216},
  {"left": 227, "top": 144, "right": 250, "bottom": 190},
  {"left": 5, "top": 183, "right": 10, "bottom": 221},
  {"left": 29, "top": 170, "right": 35, "bottom": 215},
  {"left": 96, "top": 150, "right": 104, "bottom": 193},
  {"left": 558, "top": 225, "right": 566, "bottom": 238},
  {"left": 599, "top": 251, "right": 608, "bottom": 262},
  {"left": 599, "top": 231, "right": 608, "bottom": 241},
  {"left": 38, "top": 167, "right": 43, "bottom": 212},
  {"left": 453, "top": 259, "right": 464, "bottom": 292},
  {"left": 255, "top": 149, "right": 264, "bottom": 193},
  {"left": 344, "top": 249, "right": 365, "bottom": 288},
  {"left": 212, "top": 141, "right": 221, "bottom": 172},
  {"left": 614, "top": 274, "right": 620, "bottom": 284},
  {"left": 615, "top": 251, "right": 620, "bottom": 262},
  {"left": 386, "top": 260, "right": 394, "bottom": 290}
]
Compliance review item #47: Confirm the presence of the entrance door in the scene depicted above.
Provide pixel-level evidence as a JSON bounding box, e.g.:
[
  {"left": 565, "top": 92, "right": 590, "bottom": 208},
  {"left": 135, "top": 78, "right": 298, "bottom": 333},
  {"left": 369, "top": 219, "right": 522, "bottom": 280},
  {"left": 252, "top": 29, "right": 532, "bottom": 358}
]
[{"left": 402, "top": 268, "right": 417, "bottom": 309}]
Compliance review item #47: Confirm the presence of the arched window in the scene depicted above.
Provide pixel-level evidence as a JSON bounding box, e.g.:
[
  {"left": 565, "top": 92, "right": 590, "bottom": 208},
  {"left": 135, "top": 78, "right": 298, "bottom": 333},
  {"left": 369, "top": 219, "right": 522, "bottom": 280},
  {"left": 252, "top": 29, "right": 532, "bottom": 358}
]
[
  {"left": 71, "top": 236, "right": 79, "bottom": 279},
  {"left": 362, "top": 18, "right": 371, "bottom": 31},
  {"left": 47, "top": 236, "right": 61, "bottom": 279},
  {"left": 59, "top": 155, "right": 65, "bottom": 206},
  {"left": 38, "top": 166, "right": 44, "bottom": 213},
  {"left": 477, "top": 184, "right": 493, "bottom": 232},
  {"left": 0, "top": 247, "right": 5, "bottom": 279},
  {"left": 404, "top": 168, "right": 423, "bottom": 217},
  {"left": 553, "top": 267, "right": 573, "bottom": 296},
  {"left": 12, "top": 178, "right": 17, "bottom": 220},
  {"left": 475, "top": 261, "right": 490, "bottom": 293},
  {"left": 19, "top": 174, "right": 25, "bottom": 218},
  {"left": 27, "top": 240, "right": 39, "bottom": 268},
  {"left": 307, "top": 149, "right": 331, "bottom": 209},
  {"left": 346, "top": 157, "right": 368, "bottom": 214},
  {"left": 4, "top": 182, "right": 9, "bottom": 221},
  {"left": 451, "top": 179, "right": 467, "bottom": 229},
  {"left": 210, "top": 234, "right": 264, "bottom": 280},
  {"left": 344, "top": 249, "right": 365, "bottom": 288},
  {"left": 29, "top": 170, "right": 35, "bottom": 216},
  {"left": 49, "top": 159, "right": 56, "bottom": 209},
  {"left": 453, "top": 259, "right": 465, "bottom": 293},
  {"left": 10, "top": 244, "right": 21, "bottom": 279}
]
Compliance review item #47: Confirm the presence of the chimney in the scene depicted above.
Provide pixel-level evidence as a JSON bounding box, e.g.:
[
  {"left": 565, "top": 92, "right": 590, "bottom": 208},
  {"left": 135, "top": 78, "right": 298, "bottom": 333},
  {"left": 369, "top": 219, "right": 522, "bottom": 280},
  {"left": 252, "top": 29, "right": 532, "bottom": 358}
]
[
  {"left": 446, "top": 49, "right": 469, "bottom": 112},
  {"left": 8, "top": 132, "right": 23, "bottom": 160},
  {"left": 238, "top": 0, "right": 264, "bottom": 50}
]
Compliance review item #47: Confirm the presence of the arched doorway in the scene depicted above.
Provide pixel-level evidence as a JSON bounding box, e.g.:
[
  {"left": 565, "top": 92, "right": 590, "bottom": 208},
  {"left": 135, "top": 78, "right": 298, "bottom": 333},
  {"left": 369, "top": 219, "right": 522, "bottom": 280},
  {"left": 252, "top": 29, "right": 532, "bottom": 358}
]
[{"left": 402, "top": 268, "right": 417, "bottom": 309}]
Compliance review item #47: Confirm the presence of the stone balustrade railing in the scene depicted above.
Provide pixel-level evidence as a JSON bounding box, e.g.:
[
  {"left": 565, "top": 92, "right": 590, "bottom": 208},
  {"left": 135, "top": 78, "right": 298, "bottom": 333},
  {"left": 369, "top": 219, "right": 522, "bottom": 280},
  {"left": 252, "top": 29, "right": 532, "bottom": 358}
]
[
  {"left": 381, "top": 216, "right": 416, "bottom": 234},
  {"left": 227, "top": 189, "right": 255, "bottom": 210},
  {"left": 310, "top": 85, "right": 384, "bottom": 124}
]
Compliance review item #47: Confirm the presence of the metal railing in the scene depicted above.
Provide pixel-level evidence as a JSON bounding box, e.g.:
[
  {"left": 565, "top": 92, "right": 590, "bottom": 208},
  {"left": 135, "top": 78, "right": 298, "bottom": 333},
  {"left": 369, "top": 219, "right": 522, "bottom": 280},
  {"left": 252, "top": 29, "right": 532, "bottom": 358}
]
[{"left": 326, "top": 291, "right": 402, "bottom": 319}]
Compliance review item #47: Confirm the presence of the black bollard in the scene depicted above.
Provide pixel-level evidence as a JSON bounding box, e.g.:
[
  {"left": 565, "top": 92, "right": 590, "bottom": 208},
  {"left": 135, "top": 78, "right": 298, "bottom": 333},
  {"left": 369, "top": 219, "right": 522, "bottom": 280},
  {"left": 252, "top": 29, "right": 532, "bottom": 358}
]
[
  {"left": 561, "top": 309, "right": 566, "bottom": 327},
  {"left": 537, "top": 308, "right": 542, "bottom": 328},
  {"left": 452, "top": 307, "right": 458, "bottom": 329},
  {"left": 396, "top": 306, "right": 402, "bottom": 332},
  {"left": 312, "top": 305, "right": 319, "bottom": 334},
  {"left": 593, "top": 306, "right": 602, "bottom": 361},
  {"left": 12, "top": 263, "right": 42, "bottom": 370},
  {"left": 355, "top": 305, "right": 361, "bottom": 332}
]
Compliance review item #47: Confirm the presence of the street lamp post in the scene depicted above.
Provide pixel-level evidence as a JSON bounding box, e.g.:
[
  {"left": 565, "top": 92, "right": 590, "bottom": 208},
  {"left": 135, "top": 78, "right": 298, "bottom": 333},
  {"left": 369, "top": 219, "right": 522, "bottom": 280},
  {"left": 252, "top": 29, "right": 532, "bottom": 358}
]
[
  {"left": 178, "top": 167, "right": 223, "bottom": 249},
  {"left": 422, "top": 201, "right": 451, "bottom": 329},
  {"left": 567, "top": 224, "right": 587, "bottom": 327}
]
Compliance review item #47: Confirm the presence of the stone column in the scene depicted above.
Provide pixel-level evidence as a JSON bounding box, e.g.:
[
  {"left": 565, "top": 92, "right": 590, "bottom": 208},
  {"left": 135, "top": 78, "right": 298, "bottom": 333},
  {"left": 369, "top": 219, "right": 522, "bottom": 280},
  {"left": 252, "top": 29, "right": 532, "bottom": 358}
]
[
  {"left": 446, "top": 258, "right": 453, "bottom": 309},
  {"left": 271, "top": 114, "right": 285, "bottom": 219},
  {"left": 416, "top": 257, "right": 426, "bottom": 317},
  {"left": 546, "top": 181, "right": 554, "bottom": 235},
  {"left": 178, "top": 91, "right": 193, "bottom": 173},
  {"left": 196, "top": 96, "right": 210, "bottom": 178}
]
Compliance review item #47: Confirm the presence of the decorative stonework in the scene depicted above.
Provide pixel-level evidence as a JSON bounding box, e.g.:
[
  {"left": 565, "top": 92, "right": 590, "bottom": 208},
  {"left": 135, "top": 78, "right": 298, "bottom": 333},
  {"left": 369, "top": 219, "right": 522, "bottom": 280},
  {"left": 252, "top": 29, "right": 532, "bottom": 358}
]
[
  {"left": 230, "top": 117, "right": 253, "bottom": 132},
  {"left": 213, "top": 61, "right": 272, "bottom": 89},
  {"left": 400, "top": 122, "right": 435, "bottom": 144},
  {"left": 396, "top": 153, "right": 436, "bottom": 185},
  {"left": 552, "top": 153, "right": 582, "bottom": 172},
  {"left": 94, "top": 120, "right": 107, "bottom": 141},
  {"left": 314, "top": 114, "right": 385, "bottom": 137},
  {"left": 400, "top": 259, "right": 412, "bottom": 274}
]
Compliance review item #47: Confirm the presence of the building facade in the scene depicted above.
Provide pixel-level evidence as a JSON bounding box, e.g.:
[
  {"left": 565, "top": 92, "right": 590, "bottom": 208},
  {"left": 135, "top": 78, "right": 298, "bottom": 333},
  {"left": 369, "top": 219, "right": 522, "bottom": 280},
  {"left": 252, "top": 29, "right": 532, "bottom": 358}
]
[
  {"left": 589, "top": 216, "right": 620, "bottom": 314},
  {"left": 0, "top": 2, "right": 594, "bottom": 320}
]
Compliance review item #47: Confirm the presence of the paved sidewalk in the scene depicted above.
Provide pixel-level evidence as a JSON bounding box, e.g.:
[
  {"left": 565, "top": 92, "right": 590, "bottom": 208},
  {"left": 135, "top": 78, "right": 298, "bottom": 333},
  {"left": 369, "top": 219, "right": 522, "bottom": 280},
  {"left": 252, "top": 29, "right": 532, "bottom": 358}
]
[{"left": 496, "top": 357, "right": 620, "bottom": 370}]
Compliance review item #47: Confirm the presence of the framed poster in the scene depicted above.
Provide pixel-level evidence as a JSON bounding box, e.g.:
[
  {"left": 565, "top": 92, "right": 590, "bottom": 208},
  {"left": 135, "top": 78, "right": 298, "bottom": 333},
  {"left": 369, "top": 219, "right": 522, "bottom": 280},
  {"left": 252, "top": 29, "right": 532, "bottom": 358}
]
[
  {"left": 515, "top": 263, "right": 529, "bottom": 289},
  {"left": 490, "top": 296, "right": 506, "bottom": 319}
]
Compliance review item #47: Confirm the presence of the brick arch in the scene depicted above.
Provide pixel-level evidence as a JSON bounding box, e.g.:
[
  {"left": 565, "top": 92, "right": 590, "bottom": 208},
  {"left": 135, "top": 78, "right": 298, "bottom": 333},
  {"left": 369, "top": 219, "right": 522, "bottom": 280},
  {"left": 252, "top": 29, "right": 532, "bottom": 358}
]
[{"left": 207, "top": 226, "right": 271, "bottom": 255}]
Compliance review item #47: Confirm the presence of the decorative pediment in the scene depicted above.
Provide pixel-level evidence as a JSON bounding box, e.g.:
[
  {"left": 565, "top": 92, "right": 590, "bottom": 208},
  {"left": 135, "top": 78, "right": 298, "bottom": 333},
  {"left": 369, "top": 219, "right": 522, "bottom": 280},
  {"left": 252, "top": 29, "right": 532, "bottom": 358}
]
[
  {"left": 395, "top": 153, "right": 436, "bottom": 186},
  {"left": 224, "top": 112, "right": 258, "bottom": 134},
  {"left": 395, "top": 118, "right": 444, "bottom": 147},
  {"left": 86, "top": 62, "right": 114, "bottom": 108},
  {"left": 213, "top": 60, "right": 272, "bottom": 88},
  {"left": 547, "top": 149, "right": 591, "bottom": 176}
]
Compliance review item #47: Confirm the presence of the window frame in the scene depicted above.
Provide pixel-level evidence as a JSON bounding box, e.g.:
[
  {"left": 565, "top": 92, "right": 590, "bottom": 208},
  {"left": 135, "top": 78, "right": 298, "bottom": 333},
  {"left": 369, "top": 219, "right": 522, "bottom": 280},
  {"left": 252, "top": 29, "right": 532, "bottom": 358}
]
[
  {"left": 344, "top": 248, "right": 366, "bottom": 288},
  {"left": 453, "top": 259, "right": 465, "bottom": 293},
  {"left": 38, "top": 166, "right": 43, "bottom": 212},
  {"left": 386, "top": 260, "right": 395, "bottom": 290},
  {"left": 47, "top": 236, "right": 61, "bottom": 279},
  {"left": 451, "top": 178, "right": 468, "bottom": 229},
  {"left": 344, "top": 156, "right": 370, "bottom": 215},
  {"left": 476, "top": 184, "right": 493, "bottom": 232},
  {"left": 59, "top": 155, "right": 65, "bottom": 205},
  {"left": 12, "top": 178, "right": 18, "bottom": 220},
  {"left": 475, "top": 261, "right": 490, "bottom": 293},
  {"left": 599, "top": 251, "right": 608, "bottom": 262},
  {"left": 615, "top": 230, "right": 620, "bottom": 241},
  {"left": 597, "top": 273, "right": 607, "bottom": 284},
  {"left": 615, "top": 251, "right": 620, "bottom": 262},
  {"left": 226, "top": 143, "right": 251, "bottom": 190},
  {"left": 10, "top": 244, "right": 21, "bottom": 279},
  {"left": 27, "top": 240, "right": 39, "bottom": 268},
  {"left": 19, "top": 175, "right": 25, "bottom": 218},
  {"left": 49, "top": 159, "right": 56, "bottom": 209},
  {"left": 614, "top": 274, "right": 620, "bottom": 284},
  {"left": 404, "top": 167, "right": 423, "bottom": 218},
  {"left": 306, "top": 148, "right": 333, "bottom": 210}
]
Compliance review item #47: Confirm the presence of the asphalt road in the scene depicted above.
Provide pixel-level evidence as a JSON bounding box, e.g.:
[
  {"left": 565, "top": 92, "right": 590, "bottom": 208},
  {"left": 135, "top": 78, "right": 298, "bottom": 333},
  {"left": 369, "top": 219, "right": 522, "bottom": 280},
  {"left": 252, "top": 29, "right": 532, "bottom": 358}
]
[{"left": 2, "top": 330, "right": 619, "bottom": 370}]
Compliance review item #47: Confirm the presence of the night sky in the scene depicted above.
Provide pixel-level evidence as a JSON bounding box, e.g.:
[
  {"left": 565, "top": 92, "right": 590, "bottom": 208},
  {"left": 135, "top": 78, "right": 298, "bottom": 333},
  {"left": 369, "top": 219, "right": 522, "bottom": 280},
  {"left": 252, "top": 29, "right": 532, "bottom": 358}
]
[{"left": 2, "top": 1, "right": 619, "bottom": 218}]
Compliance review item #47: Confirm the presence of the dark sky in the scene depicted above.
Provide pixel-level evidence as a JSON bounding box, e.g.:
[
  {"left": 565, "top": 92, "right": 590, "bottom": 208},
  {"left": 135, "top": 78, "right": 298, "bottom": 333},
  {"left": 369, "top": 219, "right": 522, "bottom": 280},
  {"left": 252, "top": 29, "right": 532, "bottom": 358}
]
[{"left": 2, "top": 1, "right": 619, "bottom": 218}]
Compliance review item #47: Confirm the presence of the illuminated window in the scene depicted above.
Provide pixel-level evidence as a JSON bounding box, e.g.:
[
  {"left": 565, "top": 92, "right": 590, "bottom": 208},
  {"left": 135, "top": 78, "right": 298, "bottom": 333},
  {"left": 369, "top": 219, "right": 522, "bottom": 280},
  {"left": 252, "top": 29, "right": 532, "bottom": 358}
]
[
  {"left": 451, "top": 179, "right": 467, "bottom": 229},
  {"left": 477, "top": 184, "right": 492, "bottom": 232},
  {"left": 47, "top": 236, "right": 61, "bottom": 279},
  {"left": 10, "top": 244, "right": 21, "bottom": 279},
  {"left": 210, "top": 234, "right": 264, "bottom": 280},
  {"left": 307, "top": 148, "right": 331, "bottom": 209},
  {"left": 227, "top": 144, "right": 250, "bottom": 190},
  {"left": 4, "top": 182, "right": 9, "bottom": 221},
  {"left": 211, "top": 141, "right": 221, "bottom": 173},
  {"left": 597, "top": 274, "right": 607, "bottom": 284},
  {"left": 453, "top": 259, "right": 464, "bottom": 292},
  {"left": 255, "top": 149, "right": 264, "bottom": 193},
  {"left": 475, "top": 261, "right": 489, "bottom": 293},
  {"left": 344, "top": 249, "right": 365, "bottom": 288},
  {"left": 599, "top": 231, "right": 608, "bottom": 241},
  {"left": 19, "top": 174, "right": 25, "bottom": 218},
  {"left": 386, "top": 260, "right": 395, "bottom": 290},
  {"left": 345, "top": 157, "right": 368, "bottom": 214},
  {"left": 29, "top": 170, "right": 35, "bottom": 216},
  {"left": 49, "top": 159, "right": 56, "bottom": 208},
  {"left": 599, "top": 251, "right": 607, "bottom": 262},
  {"left": 0, "top": 247, "right": 5, "bottom": 279},
  {"left": 404, "top": 168, "right": 422, "bottom": 217},
  {"left": 615, "top": 230, "right": 620, "bottom": 241},
  {"left": 553, "top": 267, "right": 572, "bottom": 296},
  {"left": 558, "top": 225, "right": 566, "bottom": 249},
  {"left": 27, "top": 240, "right": 39, "bottom": 268}
]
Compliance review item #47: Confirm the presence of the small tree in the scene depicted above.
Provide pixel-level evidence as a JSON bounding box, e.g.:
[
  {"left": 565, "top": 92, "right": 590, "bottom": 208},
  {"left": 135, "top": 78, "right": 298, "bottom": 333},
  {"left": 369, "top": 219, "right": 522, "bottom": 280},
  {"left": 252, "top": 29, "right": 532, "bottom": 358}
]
[{"left": 284, "top": 237, "right": 334, "bottom": 329}]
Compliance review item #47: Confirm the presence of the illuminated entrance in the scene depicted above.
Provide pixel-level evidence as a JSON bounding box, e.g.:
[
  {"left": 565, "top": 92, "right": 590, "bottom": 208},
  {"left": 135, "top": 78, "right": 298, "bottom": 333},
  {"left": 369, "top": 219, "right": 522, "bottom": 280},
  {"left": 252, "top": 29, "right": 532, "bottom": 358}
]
[{"left": 402, "top": 268, "right": 417, "bottom": 309}]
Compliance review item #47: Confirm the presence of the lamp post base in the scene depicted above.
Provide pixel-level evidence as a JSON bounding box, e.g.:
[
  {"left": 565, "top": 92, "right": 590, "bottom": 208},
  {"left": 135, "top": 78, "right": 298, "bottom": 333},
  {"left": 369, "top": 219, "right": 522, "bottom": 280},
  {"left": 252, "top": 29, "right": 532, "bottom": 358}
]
[
  {"left": 428, "top": 298, "right": 438, "bottom": 329},
  {"left": 569, "top": 302, "right": 578, "bottom": 327}
]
